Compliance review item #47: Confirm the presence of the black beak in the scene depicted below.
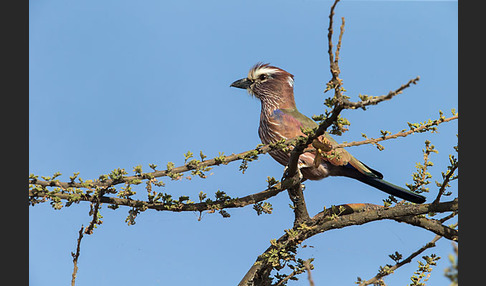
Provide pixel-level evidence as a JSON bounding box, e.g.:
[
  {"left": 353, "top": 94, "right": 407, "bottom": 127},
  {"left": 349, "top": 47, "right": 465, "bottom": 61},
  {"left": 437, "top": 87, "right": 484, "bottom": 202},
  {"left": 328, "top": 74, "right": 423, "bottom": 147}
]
[{"left": 230, "top": 78, "right": 252, "bottom": 89}]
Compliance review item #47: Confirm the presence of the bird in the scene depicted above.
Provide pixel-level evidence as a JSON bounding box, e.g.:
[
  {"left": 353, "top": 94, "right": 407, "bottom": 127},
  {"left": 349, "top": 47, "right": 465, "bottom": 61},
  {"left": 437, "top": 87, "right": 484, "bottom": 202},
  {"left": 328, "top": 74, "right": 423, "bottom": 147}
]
[{"left": 230, "top": 63, "right": 426, "bottom": 204}]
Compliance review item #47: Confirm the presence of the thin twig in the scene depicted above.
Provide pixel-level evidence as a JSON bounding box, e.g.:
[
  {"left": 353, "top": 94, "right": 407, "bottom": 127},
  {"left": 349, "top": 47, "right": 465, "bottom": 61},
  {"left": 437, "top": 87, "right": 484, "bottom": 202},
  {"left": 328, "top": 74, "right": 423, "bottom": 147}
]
[
  {"left": 84, "top": 188, "right": 106, "bottom": 235},
  {"left": 342, "top": 76, "right": 420, "bottom": 109},
  {"left": 439, "top": 211, "right": 457, "bottom": 223},
  {"left": 359, "top": 235, "right": 442, "bottom": 286},
  {"left": 359, "top": 211, "right": 458, "bottom": 285},
  {"left": 433, "top": 162, "right": 458, "bottom": 204},
  {"left": 29, "top": 144, "right": 279, "bottom": 190},
  {"left": 274, "top": 271, "right": 298, "bottom": 286},
  {"left": 334, "top": 17, "right": 345, "bottom": 64},
  {"left": 71, "top": 225, "right": 84, "bottom": 286},
  {"left": 304, "top": 259, "right": 315, "bottom": 286},
  {"left": 334, "top": 115, "right": 458, "bottom": 149},
  {"left": 327, "top": 0, "right": 340, "bottom": 65},
  {"left": 84, "top": 200, "right": 101, "bottom": 235}
]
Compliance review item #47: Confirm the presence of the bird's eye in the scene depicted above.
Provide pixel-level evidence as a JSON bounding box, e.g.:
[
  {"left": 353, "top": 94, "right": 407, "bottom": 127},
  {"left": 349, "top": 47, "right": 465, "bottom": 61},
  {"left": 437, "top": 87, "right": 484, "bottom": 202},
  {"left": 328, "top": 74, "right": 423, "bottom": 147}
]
[{"left": 259, "top": 74, "right": 267, "bottom": 80}]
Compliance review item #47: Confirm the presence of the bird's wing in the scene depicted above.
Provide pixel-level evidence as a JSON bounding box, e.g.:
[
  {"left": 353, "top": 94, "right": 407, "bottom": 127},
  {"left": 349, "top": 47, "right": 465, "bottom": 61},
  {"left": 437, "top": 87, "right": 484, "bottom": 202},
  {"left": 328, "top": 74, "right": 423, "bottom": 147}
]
[
  {"left": 278, "top": 108, "right": 318, "bottom": 129},
  {"left": 278, "top": 108, "right": 381, "bottom": 178}
]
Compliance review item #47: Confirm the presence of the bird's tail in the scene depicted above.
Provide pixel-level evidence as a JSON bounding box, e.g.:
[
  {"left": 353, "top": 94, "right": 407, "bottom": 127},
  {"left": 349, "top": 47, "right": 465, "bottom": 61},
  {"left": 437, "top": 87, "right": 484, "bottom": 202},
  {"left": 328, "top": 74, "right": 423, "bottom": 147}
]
[{"left": 355, "top": 175, "right": 426, "bottom": 204}]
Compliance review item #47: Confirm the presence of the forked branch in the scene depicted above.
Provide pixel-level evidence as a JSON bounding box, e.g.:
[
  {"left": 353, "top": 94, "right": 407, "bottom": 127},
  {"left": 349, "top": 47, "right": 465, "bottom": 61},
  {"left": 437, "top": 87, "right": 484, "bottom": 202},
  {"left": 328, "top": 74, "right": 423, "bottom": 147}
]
[{"left": 238, "top": 200, "right": 458, "bottom": 286}]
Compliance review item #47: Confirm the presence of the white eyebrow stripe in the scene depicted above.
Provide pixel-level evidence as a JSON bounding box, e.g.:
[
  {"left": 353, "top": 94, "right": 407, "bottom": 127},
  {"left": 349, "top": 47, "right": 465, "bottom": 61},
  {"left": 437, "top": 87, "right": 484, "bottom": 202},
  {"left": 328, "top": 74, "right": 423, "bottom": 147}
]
[{"left": 249, "top": 66, "right": 280, "bottom": 79}]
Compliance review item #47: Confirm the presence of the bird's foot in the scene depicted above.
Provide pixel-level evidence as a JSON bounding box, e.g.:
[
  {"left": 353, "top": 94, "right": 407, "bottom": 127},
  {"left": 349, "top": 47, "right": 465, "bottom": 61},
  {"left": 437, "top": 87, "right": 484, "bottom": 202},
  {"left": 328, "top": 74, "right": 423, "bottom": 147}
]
[{"left": 281, "top": 165, "right": 304, "bottom": 189}]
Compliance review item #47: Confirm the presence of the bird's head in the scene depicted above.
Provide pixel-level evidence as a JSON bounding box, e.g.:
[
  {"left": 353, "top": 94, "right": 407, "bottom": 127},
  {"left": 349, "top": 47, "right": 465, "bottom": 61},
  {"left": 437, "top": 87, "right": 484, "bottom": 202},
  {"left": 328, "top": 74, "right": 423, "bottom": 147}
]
[{"left": 230, "top": 63, "right": 295, "bottom": 109}]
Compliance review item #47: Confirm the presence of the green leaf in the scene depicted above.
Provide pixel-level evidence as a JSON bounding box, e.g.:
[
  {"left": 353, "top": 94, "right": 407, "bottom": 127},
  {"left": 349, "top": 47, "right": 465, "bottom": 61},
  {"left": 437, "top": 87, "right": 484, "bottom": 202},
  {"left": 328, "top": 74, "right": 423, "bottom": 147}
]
[
  {"left": 133, "top": 165, "right": 143, "bottom": 175},
  {"left": 184, "top": 151, "right": 194, "bottom": 164},
  {"left": 199, "top": 151, "right": 207, "bottom": 161},
  {"left": 149, "top": 164, "right": 158, "bottom": 171}
]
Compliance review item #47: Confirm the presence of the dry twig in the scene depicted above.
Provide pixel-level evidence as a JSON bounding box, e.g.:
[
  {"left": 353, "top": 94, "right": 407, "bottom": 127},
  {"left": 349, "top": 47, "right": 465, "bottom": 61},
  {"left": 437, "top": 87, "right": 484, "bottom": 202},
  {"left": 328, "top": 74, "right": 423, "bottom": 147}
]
[
  {"left": 71, "top": 225, "right": 84, "bottom": 286},
  {"left": 358, "top": 235, "right": 442, "bottom": 286},
  {"left": 335, "top": 115, "right": 458, "bottom": 149}
]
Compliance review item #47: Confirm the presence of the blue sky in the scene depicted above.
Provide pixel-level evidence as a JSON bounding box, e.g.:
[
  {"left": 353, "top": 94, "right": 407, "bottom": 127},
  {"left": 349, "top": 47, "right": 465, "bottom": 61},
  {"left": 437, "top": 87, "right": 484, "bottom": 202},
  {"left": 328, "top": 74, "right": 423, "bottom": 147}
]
[{"left": 30, "top": 1, "right": 457, "bottom": 285}]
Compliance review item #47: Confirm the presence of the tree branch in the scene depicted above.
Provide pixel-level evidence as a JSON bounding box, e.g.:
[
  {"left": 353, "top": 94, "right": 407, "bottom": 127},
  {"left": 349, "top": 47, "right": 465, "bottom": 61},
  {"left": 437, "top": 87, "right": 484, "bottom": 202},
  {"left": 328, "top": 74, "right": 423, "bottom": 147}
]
[
  {"left": 287, "top": 183, "right": 310, "bottom": 226},
  {"left": 335, "top": 114, "right": 458, "bottom": 149},
  {"left": 71, "top": 225, "right": 84, "bottom": 286},
  {"left": 29, "top": 144, "right": 280, "bottom": 190},
  {"left": 433, "top": 160, "right": 459, "bottom": 204},
  {"left": 29, "top": 182, "right": 286, "bottom": 213},
  {"left": 394, "top": 214, "right": 458, "bottom": 242},
  {"left": 239, "top": 199, "right": 458, "bottom": 285},
  {"left": 84, "top": 190, "right": 104, "bottom": 235},
  {"left": 280, "top": 2, "right": 347, "bottom": 222},
  {"left": 343, "top": 76, "right": 420, "bottom": 109},
  {"left": 327, "top": 0, "right": 340, "bottom": 66},
  {"left": 358, "top": 235, "right": 442, "bottom": 286}
]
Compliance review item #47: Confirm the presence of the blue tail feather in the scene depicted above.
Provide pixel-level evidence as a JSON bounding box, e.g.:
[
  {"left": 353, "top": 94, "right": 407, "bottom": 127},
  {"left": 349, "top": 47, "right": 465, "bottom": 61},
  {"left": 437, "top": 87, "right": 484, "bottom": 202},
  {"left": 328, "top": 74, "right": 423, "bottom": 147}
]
[{"left": 357, "top": 175, "right": 426, "bottom": 204}]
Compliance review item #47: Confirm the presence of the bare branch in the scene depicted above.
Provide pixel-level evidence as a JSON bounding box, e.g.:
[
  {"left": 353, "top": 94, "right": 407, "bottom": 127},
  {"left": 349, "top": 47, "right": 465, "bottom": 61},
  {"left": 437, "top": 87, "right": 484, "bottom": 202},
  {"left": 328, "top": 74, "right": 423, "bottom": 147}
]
[
  {"left": 71, "top": 225, "right": 84, "bottom": 286},
  {"left": 304, "top": 259, "right": 315, "bottom": 286},
  {"left": 334, "top": 17, "right": 345, "bottom": 64},
  {"left": 327, "top": 0, "right": 341, "bottom": 66},
  {"left": 342, "top": 76, "right": 420, "bottom": 110}
]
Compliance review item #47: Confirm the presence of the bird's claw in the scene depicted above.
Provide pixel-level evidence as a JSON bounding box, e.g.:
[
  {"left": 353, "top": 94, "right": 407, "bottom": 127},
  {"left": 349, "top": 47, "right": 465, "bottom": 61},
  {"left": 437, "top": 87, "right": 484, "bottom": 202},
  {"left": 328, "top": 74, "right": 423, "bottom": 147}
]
[{"left": 281, "top": 165, "right": 304, "bottom": 189}]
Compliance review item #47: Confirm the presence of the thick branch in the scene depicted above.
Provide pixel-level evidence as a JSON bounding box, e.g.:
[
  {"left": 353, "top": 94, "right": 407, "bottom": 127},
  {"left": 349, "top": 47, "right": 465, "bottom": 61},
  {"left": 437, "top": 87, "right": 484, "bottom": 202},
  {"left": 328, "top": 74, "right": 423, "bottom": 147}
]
[
  {"left": 239, "top": 199, "right": 458, "bottom": 286},
  {"left": 394, "top": 215, "right": 457, "bottom": 241},
  {"left": 287, "top": 183, "right": 310, "bottom": 226},
  {"left": 309, "top": 200, "right": 457, "bottom": 237}
]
